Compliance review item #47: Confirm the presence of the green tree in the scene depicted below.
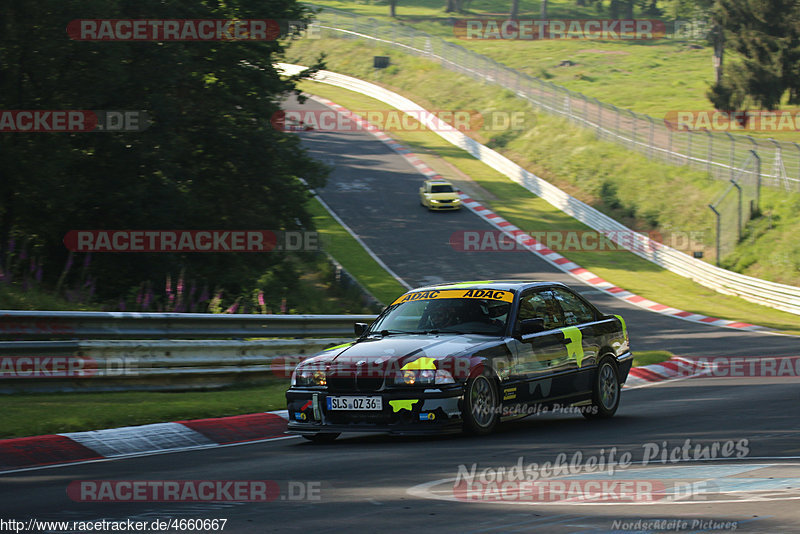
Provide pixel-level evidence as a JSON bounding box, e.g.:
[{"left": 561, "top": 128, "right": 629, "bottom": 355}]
[
  {"left": 708, "top": 0, "right": 800, "bottom": 110},
  {"left": 0, "top": 0, "right": 327, "bottom": 302}
]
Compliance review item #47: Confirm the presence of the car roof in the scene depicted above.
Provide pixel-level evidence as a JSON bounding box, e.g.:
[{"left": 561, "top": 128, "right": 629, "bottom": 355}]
[
  {"left": 405, "top": 280, "right": 569, "bottom": 294},
  {"left": 424, "top": 178, "right": 453, "bottom": 184}
]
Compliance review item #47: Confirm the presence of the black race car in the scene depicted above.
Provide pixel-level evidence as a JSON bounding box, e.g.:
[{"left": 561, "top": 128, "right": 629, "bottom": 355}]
[{"left": 286, "top": 280, "right": 631, "bottom": 442}]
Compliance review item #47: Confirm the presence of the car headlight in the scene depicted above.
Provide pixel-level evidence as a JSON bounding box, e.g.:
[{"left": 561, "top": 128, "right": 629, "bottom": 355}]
[
  {"left": 392, "top": 369, "right": 454, "bottom": 386},
  {"left": 292, "top": 366, "right": 326, "bottom": 387}
]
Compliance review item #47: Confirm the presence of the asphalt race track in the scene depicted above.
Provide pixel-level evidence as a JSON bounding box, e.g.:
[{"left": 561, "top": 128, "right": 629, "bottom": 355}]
[{"left": 1, "top": 96, "right": 798, "bottom": 533}]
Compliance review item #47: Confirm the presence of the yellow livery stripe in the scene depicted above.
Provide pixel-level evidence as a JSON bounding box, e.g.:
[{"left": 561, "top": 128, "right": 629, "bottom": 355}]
[{"left": 391, "top": 288, "right": 514, "bottom": 306}]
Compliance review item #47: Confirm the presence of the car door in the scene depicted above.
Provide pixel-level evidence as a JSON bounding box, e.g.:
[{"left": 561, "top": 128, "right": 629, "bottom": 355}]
[
  {"left": 550, "top": 287, "right": 602, "bottom": 397},
  {"left": 508, "top": 289, "right": 570, "bottom": 406}
]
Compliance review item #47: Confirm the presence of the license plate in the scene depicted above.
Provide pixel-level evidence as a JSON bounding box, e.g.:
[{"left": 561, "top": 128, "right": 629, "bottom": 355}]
[{"left": 326, "top": 396, "right": 383, "bottom": 411}]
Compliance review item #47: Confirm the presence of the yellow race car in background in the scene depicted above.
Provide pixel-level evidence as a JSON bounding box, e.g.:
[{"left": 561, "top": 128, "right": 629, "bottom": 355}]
[{"left": 419, "top": 179, "right": 462, "bottom": 211}]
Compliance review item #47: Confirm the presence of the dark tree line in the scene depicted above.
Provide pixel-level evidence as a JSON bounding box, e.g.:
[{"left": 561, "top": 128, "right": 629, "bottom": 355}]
[
  {"left": 0, "top": 0, "right": 327, "bottom": 306},
  {"left": 709, "top": 0, "right": 800, "bottom": 110}
]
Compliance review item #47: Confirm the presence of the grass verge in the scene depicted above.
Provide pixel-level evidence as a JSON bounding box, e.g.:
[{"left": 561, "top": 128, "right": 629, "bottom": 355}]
[
  {"left": 1, "top": 354, "right": 668, "bottom": 439},
  {"left": 632, "top": 350, "right": 673, "bottom": 367},
  {"left": 0, "top": 380, "right": 289, "bottom": 440},
  {"left": 0, "top": 286, "right": 104, "bottom": 311},
  {"left": 292, "top": 74, "right": 800, "bottom": 334},
  {"left": 305, "top": 0, "right": 800, "bottom": 142},
  {"left": 308, "top": 196, "right": 408, "bottom": 305}
]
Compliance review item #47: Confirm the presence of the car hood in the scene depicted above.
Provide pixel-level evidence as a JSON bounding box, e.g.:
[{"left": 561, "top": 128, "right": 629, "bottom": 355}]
[
  {"left": 426, "top": 192, "right": 459, "bottom": 200},
  {"left": 311, "top": 334, "right": 495, "bottom": 369}
]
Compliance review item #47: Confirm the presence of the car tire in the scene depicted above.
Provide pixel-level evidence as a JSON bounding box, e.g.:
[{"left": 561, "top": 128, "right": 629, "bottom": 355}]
[
  {"left": 583, "top": 356, "right": 621, "bottom": 419},
  {"left": 302, "top": 433, "right": 340, "bottom": 443},
  {"left": 462, "top": 372, "right": 500, "bottom": 435}
]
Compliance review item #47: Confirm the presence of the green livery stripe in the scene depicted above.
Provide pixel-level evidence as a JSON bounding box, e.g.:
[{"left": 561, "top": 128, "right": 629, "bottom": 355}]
[
  {"left": 323, "top": 342, "right": 353, "bottom": 352},
  {"left": 613, "top": 314, "right": 628, "bottom": 341},
  {"left": 389, "top": 399, "right": 419, "bottom": 412},
  {"left": 560, "top": 326, "right": 585, "bottom": 368}
]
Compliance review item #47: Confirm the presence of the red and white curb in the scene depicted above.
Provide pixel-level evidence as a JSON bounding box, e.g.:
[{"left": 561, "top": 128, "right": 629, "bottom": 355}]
[
  {"left": 0, "top": 361, "right": 714, "bottom": 472},
  {"left": 0, "top": 411, "right": 290, "bottom": 473},
  {"left": 624, "top": 357, "right": 710, "bottom": 389},
  {"left": 307, "top": 95, "right": 767, "bottom": 333}
]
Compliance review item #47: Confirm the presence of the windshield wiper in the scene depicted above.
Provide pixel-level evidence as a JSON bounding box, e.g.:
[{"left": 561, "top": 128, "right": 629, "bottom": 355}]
[{"left": 372, "top": 329, "right": 426, "bottom": 337}]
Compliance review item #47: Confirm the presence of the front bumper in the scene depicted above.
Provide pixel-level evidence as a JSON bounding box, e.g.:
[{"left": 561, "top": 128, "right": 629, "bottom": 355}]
[
  {"left": 286, "top": 386, "right": 465, "bottom": 435},
  {"left": 617, "top": 351, "right": 634, "bottom": 383},
  {"left": 428, "top": 202, "right": 461, "bottom": 211}
]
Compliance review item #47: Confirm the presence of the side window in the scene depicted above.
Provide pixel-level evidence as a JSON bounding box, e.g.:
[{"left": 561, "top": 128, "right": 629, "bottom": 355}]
[
  {"left": 552, "top": 288, "right": 596, "bottom": 326},
  {"left": 517, "top": 290, "right": 564, "bottom": 330}
]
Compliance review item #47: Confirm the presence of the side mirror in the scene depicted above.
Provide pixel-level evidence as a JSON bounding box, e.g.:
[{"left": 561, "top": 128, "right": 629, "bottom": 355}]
[
  {"left": 519, "top": 318, "right": 545, "bottom": 336},
  {"left": 354, "top": 322, "right": 369, "bottom": 337}
]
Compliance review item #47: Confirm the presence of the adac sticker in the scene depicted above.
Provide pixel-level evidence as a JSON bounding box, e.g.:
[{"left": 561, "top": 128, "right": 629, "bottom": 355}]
[
  {"left": 560, "top": 326, "right": 585, "bottom": 368},
  {"left": 391, "top": 288, "right": 513, "bottom": 306},
  {"left": 419, "top": 412, "right": 436, "bottom": 421},
  {"left": 503, "top": 387, "right": 517, "bottom": 400}
]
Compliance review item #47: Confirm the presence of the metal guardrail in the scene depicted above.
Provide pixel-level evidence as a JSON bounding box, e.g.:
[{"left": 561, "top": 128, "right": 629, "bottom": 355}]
[
  {"left": 0, "top": 310, "right": 377, "bottom": 340},
  {"left": 277, "top": 63, "right": 800, "bottom": 315},
  {"left": 0, "top": 312, "right": 378, "bottom": 392},
  {"left": 307, "top": 6, "right": 800, "bottom": 192}
]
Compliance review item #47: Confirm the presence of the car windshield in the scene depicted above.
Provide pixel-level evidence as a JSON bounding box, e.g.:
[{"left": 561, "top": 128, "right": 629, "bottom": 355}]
[
  {"left": 430, "top": 184, "right": 454, "bottom": 193},
  {"left": 369, "top": 298, "right": 510, "bottom": 336}
]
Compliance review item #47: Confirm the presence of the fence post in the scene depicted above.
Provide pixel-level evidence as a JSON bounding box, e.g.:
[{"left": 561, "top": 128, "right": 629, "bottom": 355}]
[
  {"left": 667, "top": 125, "right": 673, "bottom": 164},
  {"left": 731, "top": 179, "right": 742, "bottom": 241},
  {"left": 595, "top": 98, "right": 602, "bottom": 137},
  {"left": 726, "top": 132, "right": 736, "bottom": 180},
  {"left": 794, "top": 142, "right": 800, "bottom": 185},
  {"left": 564, "top": 87, "right": 571, "bottom": 117},
  {"left": 709, "top": 204, "right": 721, "bottom": 266},
  {"left": 582, "top": 94, "right": 588, "bottom": 126},
  {"left": 751, "top": 150, "right": 761, "bottom": 214}
]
